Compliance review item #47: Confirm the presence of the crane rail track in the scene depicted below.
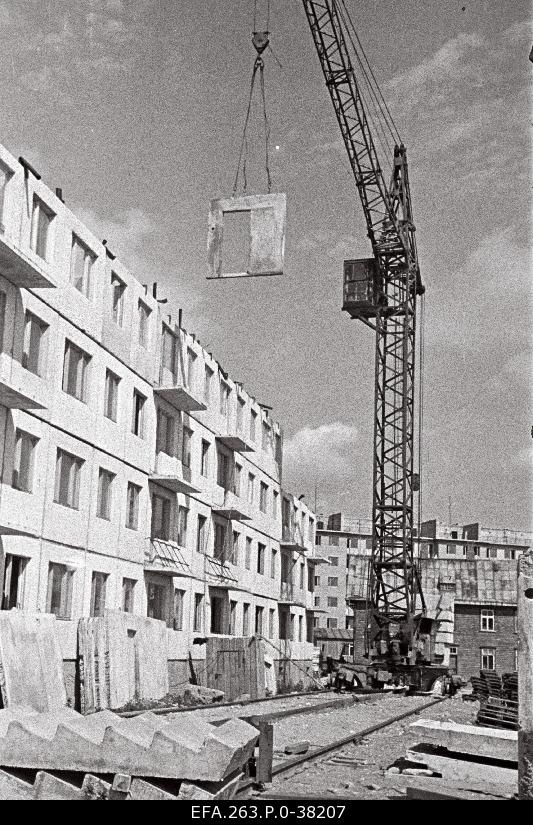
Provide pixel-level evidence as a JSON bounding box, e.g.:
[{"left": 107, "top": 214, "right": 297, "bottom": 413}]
[
  {"left": 271, "top": 695, "right": 447, "bottom": 777},
  {"left": 236, "top": 695, "right": 448, "bottom": 796}
]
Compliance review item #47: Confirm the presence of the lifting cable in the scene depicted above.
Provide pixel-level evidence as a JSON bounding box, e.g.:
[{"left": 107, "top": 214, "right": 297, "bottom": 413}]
[
  {"left": 337, "top": 0, "right": 401, "bottom": 146},
  {"left": 335, "top": 0, "right": 401, "bottom": 177},
  {"left": 232, "top": 3, "right": 274, "bottom": 196}
]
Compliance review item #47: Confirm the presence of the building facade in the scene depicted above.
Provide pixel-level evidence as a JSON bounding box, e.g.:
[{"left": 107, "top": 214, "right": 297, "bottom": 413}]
[
  {"left": 315, "top": 512, "right": 530, "bottom": 678},
  {"left": 0, "top": 143, "right": 321, "bottom": 695}
]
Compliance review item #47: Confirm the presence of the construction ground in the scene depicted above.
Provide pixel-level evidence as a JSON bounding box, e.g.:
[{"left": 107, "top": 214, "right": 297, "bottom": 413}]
[{"left": 0, "top": 606, "right": 524, "bottom": 801}]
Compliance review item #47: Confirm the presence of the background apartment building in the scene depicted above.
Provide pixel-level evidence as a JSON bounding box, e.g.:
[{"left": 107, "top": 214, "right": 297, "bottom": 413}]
[
  {"left": 0, "top": 143, "right": 321, "bottom": 694},
  {"left": 315, "top": 512, "right": 531, "bottom": 680}
]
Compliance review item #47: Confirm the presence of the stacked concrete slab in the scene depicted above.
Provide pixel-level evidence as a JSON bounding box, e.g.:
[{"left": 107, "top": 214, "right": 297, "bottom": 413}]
[
  {"left": 78, "top": 610, "right": 169, "bottom": 712},
  {"left": 0, "top": 705, "right": 258, "bottom": 782},
  {"left": 0, "top": 611, "right": 67, "bottom": 712}
]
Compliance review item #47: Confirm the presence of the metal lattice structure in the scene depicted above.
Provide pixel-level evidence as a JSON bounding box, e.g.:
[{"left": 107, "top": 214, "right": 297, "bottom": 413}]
[{"left": 302, "top": 0, "right": 425, "bottom": 656}]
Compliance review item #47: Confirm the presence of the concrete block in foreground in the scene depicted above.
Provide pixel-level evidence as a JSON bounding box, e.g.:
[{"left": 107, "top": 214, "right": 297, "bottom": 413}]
[
  {"left": 0, "top": 707, "right": 258, "bottom": 781},
  {"left": 409, "top": 719, "right": 518, "bottom": 762}
]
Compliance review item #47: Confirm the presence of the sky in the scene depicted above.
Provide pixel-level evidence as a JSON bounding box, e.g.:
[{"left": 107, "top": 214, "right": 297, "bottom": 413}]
[{"left": 0, "top": 0, "right": 531, "bottom": 530}]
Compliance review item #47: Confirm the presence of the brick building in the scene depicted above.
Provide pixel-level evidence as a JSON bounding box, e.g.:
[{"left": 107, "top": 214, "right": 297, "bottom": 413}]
[
  {"left": 316, "top": 513, "right": 530, "bottom": 679},
  {"left": 0, "top": 142, "right": 323, "bottom": 697}
]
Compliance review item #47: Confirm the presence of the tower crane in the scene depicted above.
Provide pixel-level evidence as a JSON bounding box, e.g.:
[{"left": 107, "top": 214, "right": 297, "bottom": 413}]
[{"left": 301, "top": 1, "right": 446, "bottom": 689}]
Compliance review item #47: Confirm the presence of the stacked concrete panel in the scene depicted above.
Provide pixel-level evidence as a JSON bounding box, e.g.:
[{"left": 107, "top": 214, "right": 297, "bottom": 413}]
[
  {"left": 0, "top": 611, "right": 67, "bottom": 712},
  {"left": 78, "top": 611, "right": 169, "bottom": 712},
  {"left": 0, "top": 706, "right": 258, "bottom": 781}
]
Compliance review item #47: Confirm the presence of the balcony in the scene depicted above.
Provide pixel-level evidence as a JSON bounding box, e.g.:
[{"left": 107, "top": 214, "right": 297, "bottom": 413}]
[
  {"left": 307, "top": 554, "right": 330, "bottom": 566},
  {"left": 216, "top": 434, "right": 254, "bottom": 454},
  {"left": 145, "top": 539, "right": 191, "bottom": 577},
  {"left": 0, "top": 231, "right": 57, "bottom": 289},
  {"left": 154, "top": 365, "right": 207, "bottom": 412},
  {"left": 281, "top": 525, "right": 307, "bottom": 553},
  {"left": 205, "top": 555, "right": 239, "bottom": 588},
  {"left": 212, "top": 490, "right": 251, "bottom": 522},
  {"left": 149, "top": 474, "right": 199, "bottom": 496},
  {"left": 279, "top": 581, "right": 305, "bottom": 606},
  {"left": 0, "top": 357, "right": 47, "bottom": 411},
  {"left": 150, "top": 451, "right": 200, "bottom": 496}
]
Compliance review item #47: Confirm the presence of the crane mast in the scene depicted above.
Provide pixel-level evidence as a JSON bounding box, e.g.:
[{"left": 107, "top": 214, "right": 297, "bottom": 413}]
[{"left": 302, "top": 0, "right": 430, "bottom": 676}]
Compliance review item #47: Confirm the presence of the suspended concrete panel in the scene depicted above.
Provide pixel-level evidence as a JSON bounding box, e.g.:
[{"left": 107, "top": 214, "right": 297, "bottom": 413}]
[{"left": 207, "top": 193, "right": 286, "bottom": 279}]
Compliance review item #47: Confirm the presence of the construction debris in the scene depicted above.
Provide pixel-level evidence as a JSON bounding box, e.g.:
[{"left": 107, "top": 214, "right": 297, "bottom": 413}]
[
  {"left": 78, "top": 611, "right": 169, "bottom": 713},
  {"left": 0, "top": 706, "right": 258, "bottom": 781},
  {"left": 405, "top": 743, "right": 517, "bottom": 785},
  {"left": 409, "top": 719, "right": 518, "bottom": 762},
  {"left": 0, "top": 611, "right": 66, "bottom": 712},
  {"left": 177, "top": 772, "right": 243, "bottom": 800},
  {"left": 469, "top": 670, "right": 520, "bottom": 730},
  {"left": 284, "top": 740, "right": 310, "bottom": 755},
  {"left": 399, "top": 716, "right": 519, "bottom": 789}
]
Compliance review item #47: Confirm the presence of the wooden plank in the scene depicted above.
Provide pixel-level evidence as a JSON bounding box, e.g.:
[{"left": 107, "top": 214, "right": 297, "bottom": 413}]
[
  {"left": 205, "top": 637, "right": 267, "bottom": 703},
  {"left": 256, "top": 637, "right": 266, "bottom": 699},
  {"left": 256, "top": 722, "right": 274, "bottom": 784},
  {"left": 249, "top": 637, "right": 258, "bottom": 699},
  {"left": 229, "top": 641, "right": 237, "bottom": 700},
  {"left": 226, "top": 639, "right": 234, "bottom": 699}
]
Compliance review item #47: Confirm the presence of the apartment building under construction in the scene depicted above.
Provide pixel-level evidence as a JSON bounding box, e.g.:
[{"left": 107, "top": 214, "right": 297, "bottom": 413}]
[{"left": 0, "top": 143, "right": 323, "bottom": 697}]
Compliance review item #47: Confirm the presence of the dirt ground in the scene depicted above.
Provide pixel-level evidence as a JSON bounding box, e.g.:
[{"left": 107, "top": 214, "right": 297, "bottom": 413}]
[
  {"left": 173, "top": 691, "right": 353, "bottom": 723},
  {"left": 250, "top": 694, "right": 517, "bottom": 801}
]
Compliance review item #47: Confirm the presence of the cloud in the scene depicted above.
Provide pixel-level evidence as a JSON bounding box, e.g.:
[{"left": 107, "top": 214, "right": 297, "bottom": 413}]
[
  {"left": 292, "top": 229, "right": 364, "bottom": 262},
  {"left": 427, "top": 226, "right": 531, "bottom": 357},
  {"left": 1, "top": 0, "right": 142, "bottom": 98},
  {"left": 385, "top": 32, "right": 486, "bottom": 109},
  {"left": 502, "top": 18, "right": 533, "bottom": 46},
  {"left": 0, "top": 1, "right": 17, "bottom": 27},
  {"left": 74, "top": 205, "right": 161, "bottom": 276},
  {"left": 283, "top": 423, "right": 360, "bottom": 482}
]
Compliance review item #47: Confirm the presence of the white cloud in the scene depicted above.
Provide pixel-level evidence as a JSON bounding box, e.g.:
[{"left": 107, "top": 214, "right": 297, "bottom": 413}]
[
  {"left": 74, "top": 206, "right": 161, "bottom": 278},
  {"left": 427, "top": 226, "right": 531, "bottom": 355},
  {"left": 1, "top": 0, "right": 140, "bottom": 97},
  {"left": 283, "top": 422, "right": 360, "bottom": 482},
  {"left": 386, "top": 32, "right": 486, "bottom": 108}
]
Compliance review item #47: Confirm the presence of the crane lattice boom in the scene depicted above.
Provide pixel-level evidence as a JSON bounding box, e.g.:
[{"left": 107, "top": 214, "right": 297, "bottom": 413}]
[{"left": 302, "top": 0, "right": 425, "bottom": 660}]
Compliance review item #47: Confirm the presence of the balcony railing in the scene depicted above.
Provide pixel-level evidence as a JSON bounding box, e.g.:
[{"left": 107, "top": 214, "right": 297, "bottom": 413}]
[
  {"left": 205, "top": 555, "right": 238, "bottom": 586},
  {"left": 145, "top": 539, "right": 191, "bottom": 577}
]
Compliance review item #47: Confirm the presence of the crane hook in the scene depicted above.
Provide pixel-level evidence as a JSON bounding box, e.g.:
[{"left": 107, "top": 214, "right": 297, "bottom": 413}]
[{"left": 252, "top": 31, "right": 270, "bottom": 56}]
